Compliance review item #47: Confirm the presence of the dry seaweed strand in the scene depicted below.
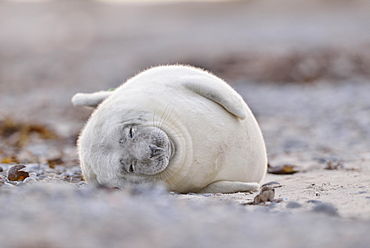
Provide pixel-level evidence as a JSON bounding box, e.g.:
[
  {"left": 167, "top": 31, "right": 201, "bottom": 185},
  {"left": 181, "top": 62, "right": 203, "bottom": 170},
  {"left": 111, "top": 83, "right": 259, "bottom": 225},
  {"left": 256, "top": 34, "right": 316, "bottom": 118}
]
[
  {"left": 267, "top": 164, "right": 299, "bottom": 175},
  {"left": 0, "top": 117, "right": 58, "bottom": 147}
]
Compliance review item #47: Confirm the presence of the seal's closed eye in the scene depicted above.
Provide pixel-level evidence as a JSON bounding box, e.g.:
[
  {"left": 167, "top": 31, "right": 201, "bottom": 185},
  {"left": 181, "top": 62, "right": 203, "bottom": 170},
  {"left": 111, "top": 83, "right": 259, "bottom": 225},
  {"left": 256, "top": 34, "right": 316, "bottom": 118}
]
[
  {"left": 129, "top": 162, "right": 135, "bottom": 173},
  {"left": 129, "top": 127, "right": 135, "bottom": 139}
]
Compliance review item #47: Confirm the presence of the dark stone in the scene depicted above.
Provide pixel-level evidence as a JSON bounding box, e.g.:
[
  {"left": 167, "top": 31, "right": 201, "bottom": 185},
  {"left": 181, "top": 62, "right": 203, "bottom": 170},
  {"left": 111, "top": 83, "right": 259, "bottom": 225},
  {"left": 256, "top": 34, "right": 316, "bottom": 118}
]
[
  {"left": 307, "top": 200, "right": 323, "bottom": 205},
  {"left": 262, "top": 181, "right": 281, "bottom": 187},
  {"left": 312, "top": 203, "right": 339, "bottom": 217},
  {"left": 286, "top": 201, "right": 302, "bottom": 209}
]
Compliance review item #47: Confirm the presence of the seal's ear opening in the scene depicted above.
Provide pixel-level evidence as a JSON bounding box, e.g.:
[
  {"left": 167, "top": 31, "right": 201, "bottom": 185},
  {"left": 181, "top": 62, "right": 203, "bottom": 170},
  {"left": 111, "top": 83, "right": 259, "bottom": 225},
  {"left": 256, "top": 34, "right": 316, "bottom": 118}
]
[{"left": 71, "top": 91, "right": 113, "bottom": 108}]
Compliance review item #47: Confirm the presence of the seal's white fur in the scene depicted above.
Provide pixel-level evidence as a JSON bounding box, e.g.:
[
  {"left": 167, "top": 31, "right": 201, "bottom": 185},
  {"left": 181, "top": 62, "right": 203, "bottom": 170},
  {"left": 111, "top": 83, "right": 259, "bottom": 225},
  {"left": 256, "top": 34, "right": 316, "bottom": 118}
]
[{"left": 72, "top": 65, "right": 267, "bottom": 193}]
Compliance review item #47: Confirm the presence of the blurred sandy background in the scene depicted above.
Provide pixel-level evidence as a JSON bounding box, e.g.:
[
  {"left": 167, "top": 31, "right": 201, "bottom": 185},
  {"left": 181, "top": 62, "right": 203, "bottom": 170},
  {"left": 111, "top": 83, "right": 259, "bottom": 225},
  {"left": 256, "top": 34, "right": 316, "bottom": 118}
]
[{"left": 1, "top": 0, "right": 370, "bottom": 135}]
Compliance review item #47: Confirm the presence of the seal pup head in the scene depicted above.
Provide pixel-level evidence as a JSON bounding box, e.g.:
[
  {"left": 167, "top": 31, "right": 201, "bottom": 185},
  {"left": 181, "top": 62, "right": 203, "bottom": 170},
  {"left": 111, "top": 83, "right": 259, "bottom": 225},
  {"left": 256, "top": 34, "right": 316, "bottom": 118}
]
[
  {"left": 117, "top": 122, "right": 174, "bottom": 176},
  {"left": 78, "top": 109, "right": 177, "bottom": 187}
]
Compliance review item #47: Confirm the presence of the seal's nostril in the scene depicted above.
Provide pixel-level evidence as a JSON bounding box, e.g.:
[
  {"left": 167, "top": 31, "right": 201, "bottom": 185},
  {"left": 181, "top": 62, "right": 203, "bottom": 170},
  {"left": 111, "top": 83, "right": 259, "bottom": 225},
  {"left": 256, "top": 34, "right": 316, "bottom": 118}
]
[{"left": 149, "top": 145, "right": 163, "bottom": 158}]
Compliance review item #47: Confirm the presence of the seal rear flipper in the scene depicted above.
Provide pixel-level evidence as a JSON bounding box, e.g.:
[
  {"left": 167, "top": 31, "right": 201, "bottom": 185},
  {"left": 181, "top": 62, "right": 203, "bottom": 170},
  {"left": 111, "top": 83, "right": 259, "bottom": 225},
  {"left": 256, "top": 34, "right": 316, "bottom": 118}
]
[
  {"left": 183, "top": 78, "right": 248, "bottom": 119},
  {"left": 71, "top": 91, "right": 113, "bottom": 108},
  {"left": 196, "top": 181, "right": 260, "bottom": 193}
]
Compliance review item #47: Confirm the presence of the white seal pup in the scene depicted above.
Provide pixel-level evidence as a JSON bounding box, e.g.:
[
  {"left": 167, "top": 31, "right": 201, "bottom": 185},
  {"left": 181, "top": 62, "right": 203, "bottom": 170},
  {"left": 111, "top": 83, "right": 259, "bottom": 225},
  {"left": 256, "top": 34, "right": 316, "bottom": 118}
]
[{"left": 72, "top": 65, "right": 267, "bottom": 193}]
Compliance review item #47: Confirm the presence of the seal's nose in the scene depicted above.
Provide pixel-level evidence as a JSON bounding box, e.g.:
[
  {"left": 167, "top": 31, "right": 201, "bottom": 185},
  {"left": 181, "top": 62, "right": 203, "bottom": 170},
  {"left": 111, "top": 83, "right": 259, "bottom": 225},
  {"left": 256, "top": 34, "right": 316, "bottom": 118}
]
[{"left": 149, "top": 145, "right": 163, "bottom": 158}]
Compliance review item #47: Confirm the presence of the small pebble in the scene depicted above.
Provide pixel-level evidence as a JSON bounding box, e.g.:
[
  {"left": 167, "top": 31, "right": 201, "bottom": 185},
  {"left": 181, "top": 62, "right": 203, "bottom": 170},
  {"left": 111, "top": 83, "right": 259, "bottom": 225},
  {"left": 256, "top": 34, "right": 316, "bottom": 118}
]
[
  {"left": 261, "top": 181, "right": 281, "bottom": 187},
  {"left": 201, "top": 193, "right": 214, "bottom": 197},
  {"left": 0, "top": 166, "right": 3, "bottom": 172},
  {"left": 187, "top": 193, "right": 196, "bottom": 195},
  {"left": 29, "top": 172, "right": 38, "bottom": 178},
  {"left": 4, "top": 182, "right": 17, "bottom": 187},
  {"left": 23, "top": 177, "right": 37, "bottom": 184},
  {"left": 312, "top": 203, "right": 339, "bottom": 217},
  {"left": 63, "top": 171, "right": 74, "bottom": 177},
  {"left": 286, "top": 201, "right": 302, "bottom": 209},
  {"left": 358, "top": 191, "right": 367, "bottom": 194},
  {"left": 254, "top": 186, "right": 275, "bottom": 204},
  {"left": 77, "top": 181, "right": 87, "bottom": 187},
  {"left": 307, "top": 200, "right": 323, "bottom": 205}
]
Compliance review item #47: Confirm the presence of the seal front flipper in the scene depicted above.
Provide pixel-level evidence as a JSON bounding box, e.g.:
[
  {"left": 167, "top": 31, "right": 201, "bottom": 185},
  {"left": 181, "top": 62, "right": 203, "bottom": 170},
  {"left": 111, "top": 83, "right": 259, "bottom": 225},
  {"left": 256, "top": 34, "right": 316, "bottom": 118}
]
[
  {"left": 196, "top": 181, "right": 260, "bottom": 193},
  {"left": 72, "top": 91, "right": 113, "bottom": 108},
  {"left": 183, "top": 76, "right": 248, "bottom": 119}
]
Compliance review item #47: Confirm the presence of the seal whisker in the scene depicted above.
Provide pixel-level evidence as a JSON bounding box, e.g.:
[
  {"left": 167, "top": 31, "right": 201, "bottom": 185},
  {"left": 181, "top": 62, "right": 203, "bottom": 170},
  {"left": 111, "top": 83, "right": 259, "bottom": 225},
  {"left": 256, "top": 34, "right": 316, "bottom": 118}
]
[
  {"left": 156, "top": 104, "right": 188, "bottom": 139},
  {"left": 156, "top": 104, "right": 172, "bottom": 129},
  {"left": 158, "top": 167, "right": 180, "bottom": 188},
  {"left": 153, "top": 105, "right": 186, "bottom": 143},
  {"left": 152, "top": 106, "right": 157, "bottom": 129}
]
